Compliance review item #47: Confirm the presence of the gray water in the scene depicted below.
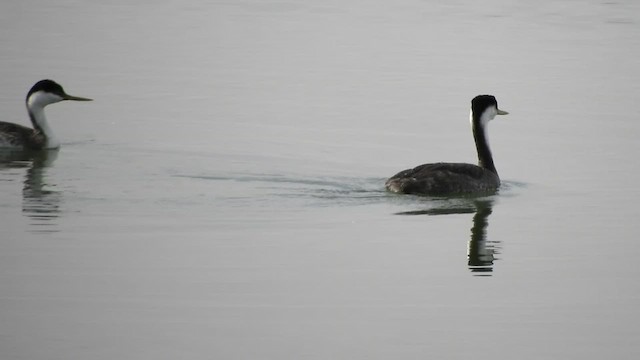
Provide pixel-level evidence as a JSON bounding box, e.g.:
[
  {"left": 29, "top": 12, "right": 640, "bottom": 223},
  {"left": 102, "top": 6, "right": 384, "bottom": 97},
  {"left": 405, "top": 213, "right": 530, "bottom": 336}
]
[{"left": 2, "top": 0, "right": 640, "bottom": 359}]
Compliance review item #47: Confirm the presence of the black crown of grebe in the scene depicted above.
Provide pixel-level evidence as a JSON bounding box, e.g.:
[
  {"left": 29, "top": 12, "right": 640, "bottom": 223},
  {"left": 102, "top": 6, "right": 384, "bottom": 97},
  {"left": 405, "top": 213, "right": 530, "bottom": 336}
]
[
  {"left": 385, "top": 95, "right": 509, "bottom": 196},
  {"left": 0, "top": 79, "right": 92, "bottom": 150}
]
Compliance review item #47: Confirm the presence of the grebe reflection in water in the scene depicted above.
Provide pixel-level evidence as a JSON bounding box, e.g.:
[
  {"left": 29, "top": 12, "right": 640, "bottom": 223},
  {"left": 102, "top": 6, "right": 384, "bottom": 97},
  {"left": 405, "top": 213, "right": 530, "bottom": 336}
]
[
  {"left": 1, "top": 149, "right": 61, "bottom": 231},
  {"left": 395, "top": 198, "right": 499, "bottom": 275}
]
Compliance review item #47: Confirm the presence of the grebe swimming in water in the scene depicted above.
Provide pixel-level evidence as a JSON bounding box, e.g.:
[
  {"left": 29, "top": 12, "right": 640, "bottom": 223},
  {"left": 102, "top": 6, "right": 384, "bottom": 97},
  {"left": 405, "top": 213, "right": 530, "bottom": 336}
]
[
  {"left": 0, "top": 80, "right": 92, "bottom": 150},
  {"left": 385, "top": 95, "right": 508, "bottom": 196}
]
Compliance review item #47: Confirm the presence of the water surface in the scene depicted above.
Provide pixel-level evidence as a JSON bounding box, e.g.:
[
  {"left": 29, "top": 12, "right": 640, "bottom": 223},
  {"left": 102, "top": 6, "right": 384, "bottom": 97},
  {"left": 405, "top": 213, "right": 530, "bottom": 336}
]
[{"left": 2, "top": 1, "right": 640, "bottom": 359}]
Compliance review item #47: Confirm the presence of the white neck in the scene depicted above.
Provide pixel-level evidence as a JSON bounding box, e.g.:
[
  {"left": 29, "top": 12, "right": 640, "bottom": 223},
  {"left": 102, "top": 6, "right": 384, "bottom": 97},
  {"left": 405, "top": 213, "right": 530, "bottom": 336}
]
[
  {"left": 28, "top": 107, "right": 59, "bottom": 149},
  {"left": 27, "top": 91, "right": 63, "bottom": 149}
]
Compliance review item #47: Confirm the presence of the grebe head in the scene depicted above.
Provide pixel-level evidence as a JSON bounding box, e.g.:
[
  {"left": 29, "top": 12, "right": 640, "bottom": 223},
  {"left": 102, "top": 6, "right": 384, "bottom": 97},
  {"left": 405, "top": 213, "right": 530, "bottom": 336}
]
[
  {"left": 470, "top": 95, "right": 508, "bottom": 126},
  {"left": 26, "top": 79, "right": 92, "bottom": 110}
]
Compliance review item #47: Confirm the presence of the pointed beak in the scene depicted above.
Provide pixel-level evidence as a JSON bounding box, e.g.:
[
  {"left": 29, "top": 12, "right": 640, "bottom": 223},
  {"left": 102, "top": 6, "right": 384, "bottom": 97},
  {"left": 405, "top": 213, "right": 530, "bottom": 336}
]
[
  {"left": 497, "top": 109, "right": 509, "bottom": 115},
  {"left": 63, "top": 94, "right": 93, "bottom": 101}
]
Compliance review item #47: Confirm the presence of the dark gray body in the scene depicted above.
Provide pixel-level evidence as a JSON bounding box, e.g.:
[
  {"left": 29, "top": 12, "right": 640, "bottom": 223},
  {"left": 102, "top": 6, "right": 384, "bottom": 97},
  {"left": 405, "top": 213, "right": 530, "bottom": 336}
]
[
  {"left": 0, "top": 122, "right": 45, "bottom": 150},
  {"left": 385, "top": 162, "right": 500, "bottom": 196}
]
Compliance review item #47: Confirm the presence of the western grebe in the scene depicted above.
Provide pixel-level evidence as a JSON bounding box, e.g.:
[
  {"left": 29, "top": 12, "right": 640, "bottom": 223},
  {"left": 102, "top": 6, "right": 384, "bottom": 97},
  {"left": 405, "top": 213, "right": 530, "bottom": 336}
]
[
  {"left": 385, "top": 95, "right": 508, "bottom": 196},
  {"left": 0, "top": 80, "right": 92, "bottom": 150}
]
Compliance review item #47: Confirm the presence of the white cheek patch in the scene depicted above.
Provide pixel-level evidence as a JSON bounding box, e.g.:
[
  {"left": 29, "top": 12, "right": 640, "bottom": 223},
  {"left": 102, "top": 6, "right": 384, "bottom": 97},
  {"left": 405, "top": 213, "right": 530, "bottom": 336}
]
[
  {"left": 27, "top": 91, "right": 64, "bottom": 109},
  {"left": 480, "top": 106, "right": 497, "bottom": 126},
  {"left": 470, "top": 107, "right": 496, "bottom": 128}
]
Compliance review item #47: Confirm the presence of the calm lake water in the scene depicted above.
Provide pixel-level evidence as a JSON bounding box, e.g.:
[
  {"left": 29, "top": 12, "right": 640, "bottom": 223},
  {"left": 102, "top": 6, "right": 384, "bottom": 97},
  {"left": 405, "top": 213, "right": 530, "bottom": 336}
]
[{"left": 2, "top": 0, "right": 640, "bottom": 359}]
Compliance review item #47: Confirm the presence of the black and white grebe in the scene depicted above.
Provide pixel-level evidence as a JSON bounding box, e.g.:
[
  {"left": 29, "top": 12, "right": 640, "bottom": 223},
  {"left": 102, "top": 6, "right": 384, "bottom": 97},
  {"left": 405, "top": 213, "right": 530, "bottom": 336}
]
[
  {"left": 385, "top": 95, "right": 509, "bottom": 196},
  {"left": 0, "top": 80, "right": 92, "bottom": 150}
]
